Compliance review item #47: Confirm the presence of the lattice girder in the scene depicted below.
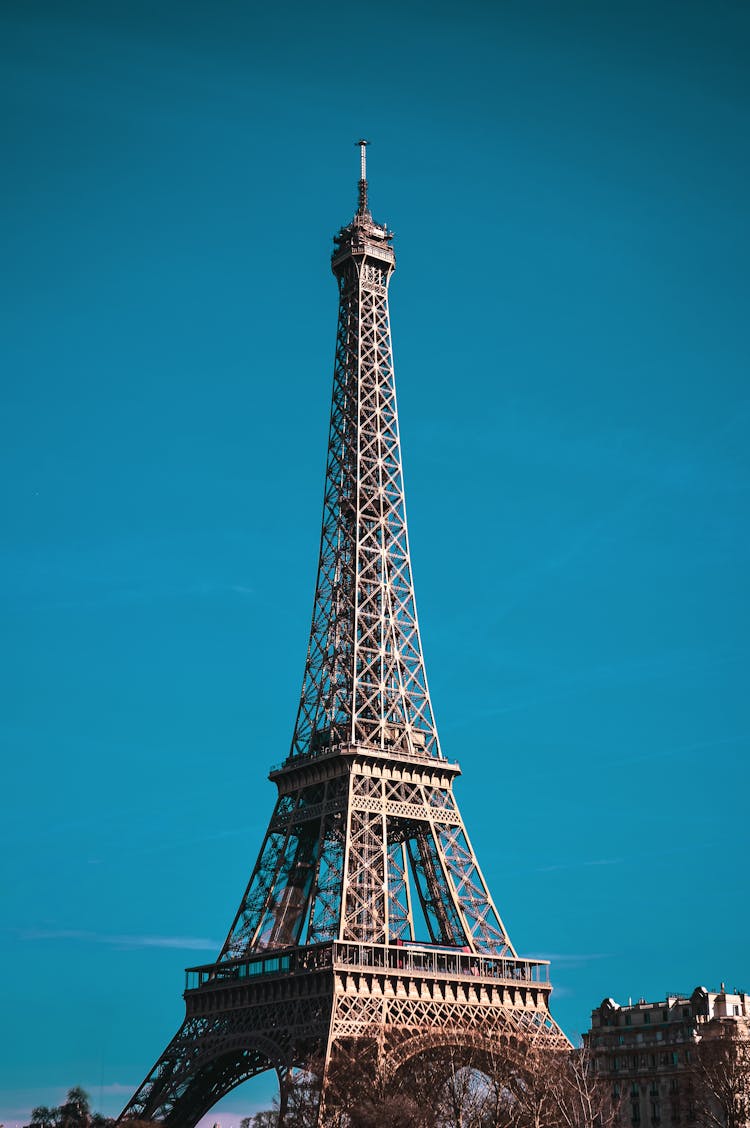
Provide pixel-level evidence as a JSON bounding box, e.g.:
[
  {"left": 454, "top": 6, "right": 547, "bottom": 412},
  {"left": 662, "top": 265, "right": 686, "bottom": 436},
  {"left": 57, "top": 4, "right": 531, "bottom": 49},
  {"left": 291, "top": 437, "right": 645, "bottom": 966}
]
[
  {"left": 217, "top": 756, "right": 515, "bottom": 958},
  {"left": 291, "top": 205, "right": 439, "bottom": 762},
  {"left": 120, "top": 991, "right": 333, "bottom": 1125}
]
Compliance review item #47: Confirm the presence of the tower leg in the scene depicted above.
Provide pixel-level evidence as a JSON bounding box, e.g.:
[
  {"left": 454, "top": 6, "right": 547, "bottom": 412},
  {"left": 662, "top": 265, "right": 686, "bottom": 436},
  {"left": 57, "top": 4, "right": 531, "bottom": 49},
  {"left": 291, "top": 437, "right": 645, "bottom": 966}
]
[{"left": 276, "top": 1065, "right": 290, "bottom": 1127}]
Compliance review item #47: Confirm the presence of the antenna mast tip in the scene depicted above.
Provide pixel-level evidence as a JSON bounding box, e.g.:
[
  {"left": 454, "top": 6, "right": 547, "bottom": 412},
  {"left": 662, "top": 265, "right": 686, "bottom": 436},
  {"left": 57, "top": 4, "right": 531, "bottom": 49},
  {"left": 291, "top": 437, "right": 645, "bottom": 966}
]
[{"left": 356, "top": 140, "right": 370, "bottom": 213}]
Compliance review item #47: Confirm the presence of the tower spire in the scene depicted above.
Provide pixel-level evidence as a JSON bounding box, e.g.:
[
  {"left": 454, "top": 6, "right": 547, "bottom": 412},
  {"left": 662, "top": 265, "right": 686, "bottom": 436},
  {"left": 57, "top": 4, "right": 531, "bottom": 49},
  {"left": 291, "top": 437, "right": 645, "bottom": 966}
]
[{"left": 356, "top": 137, "right": 369, "bottom": 215}]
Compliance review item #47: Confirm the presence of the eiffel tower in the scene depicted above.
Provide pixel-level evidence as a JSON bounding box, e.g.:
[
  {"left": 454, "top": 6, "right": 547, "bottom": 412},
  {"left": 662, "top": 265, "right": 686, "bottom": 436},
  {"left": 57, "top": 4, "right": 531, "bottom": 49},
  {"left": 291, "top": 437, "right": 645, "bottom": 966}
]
[{"left": 119, "top": 142, "right": 567, "bottom": 1127}]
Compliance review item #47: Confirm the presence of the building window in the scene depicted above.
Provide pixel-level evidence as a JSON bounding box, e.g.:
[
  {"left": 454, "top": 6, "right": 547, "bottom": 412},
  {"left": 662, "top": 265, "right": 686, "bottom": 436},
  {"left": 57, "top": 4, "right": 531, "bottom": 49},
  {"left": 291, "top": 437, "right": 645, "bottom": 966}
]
[
  {"left": 670, "top": 1093, "right": 681, "bottom": 1122},
  {"left": 645, "top": 1013, "right": 651, "bottom": 1024}
]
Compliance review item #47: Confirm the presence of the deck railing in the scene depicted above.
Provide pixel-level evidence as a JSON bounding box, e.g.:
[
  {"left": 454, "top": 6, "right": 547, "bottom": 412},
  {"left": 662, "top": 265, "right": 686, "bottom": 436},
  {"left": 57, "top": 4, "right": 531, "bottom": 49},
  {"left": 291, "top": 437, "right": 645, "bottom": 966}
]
[
  {"left": 185, "top": 942, "right": 550, "bottom": 992},
  {"left": 334, "top": 942, "right": 550, "bottom": 984}
]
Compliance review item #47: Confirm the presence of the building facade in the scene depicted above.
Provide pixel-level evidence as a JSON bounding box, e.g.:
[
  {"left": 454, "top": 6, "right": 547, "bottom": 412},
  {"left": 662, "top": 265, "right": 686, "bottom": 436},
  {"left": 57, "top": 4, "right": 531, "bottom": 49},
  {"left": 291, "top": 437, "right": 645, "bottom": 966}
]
[{"left": 588, "top": 986, "right": 750, "bottom": 1125}]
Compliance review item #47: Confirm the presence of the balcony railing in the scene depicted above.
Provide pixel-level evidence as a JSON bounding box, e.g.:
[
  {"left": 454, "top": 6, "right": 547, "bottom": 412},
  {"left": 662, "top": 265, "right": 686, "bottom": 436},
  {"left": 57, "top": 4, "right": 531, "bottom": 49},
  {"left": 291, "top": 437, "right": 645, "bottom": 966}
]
[
  {"left": 334, "top": 942, "right": 550, "bottom": 985},
  {"left": 185, "top": 941, "right": 550, "bottom": 992}
]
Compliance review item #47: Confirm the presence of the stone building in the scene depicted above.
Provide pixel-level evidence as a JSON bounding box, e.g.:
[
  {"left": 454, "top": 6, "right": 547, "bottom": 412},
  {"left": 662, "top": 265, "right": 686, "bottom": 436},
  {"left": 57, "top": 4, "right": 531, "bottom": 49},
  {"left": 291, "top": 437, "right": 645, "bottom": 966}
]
[{"left": 587, "top": 985, "right": 750, "bottom": 1125}]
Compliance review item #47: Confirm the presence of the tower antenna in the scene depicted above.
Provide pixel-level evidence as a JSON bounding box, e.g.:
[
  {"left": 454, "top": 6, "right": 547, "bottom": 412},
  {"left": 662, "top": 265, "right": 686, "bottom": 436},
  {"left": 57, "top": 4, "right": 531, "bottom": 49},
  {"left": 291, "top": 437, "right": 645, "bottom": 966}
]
[{"left": 356, "top": 138, "right": 370, "bottom": 214}]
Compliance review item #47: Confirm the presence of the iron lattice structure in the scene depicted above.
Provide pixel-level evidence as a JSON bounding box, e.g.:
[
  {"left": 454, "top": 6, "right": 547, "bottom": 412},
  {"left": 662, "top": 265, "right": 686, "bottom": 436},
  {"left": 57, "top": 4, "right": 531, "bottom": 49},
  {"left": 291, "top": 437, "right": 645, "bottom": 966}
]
[{"left": 119, "top": 144, "right": 567, "bottom": 1127}]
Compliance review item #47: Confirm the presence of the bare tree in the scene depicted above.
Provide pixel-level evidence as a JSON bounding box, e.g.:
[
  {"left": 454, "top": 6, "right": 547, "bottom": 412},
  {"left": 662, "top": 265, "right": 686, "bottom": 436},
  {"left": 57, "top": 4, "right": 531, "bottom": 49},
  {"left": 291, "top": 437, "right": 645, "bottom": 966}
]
[
  {"left": 240, "top": 1113, "right": 278, "bottom": 1128},
  {"left": 241, "top": 1068, "right": 323, "bottom": 1128},
  {"left": 434, "top": 1054, "right": 498, "bottom": 1128},
  {"left": 546, "top": 1043, "right": 621, "bottom": 1128},
  {"left": 692, "top": 1027, "right": 750, "bottom": 1128},
  {"left": 318, "top": 1040, "right": 437, "bottom": 1127},
  {"left": 401, "top": 1041, "right": 558, "bottom": 1128},
  {"left": 501, "top": 1050, "right": 558, "bottom": 1128},
  {"left": 238, "top": 1038, "right": 623, "bottom": 1128},
  {"left": 468, "top": 1041, "right": 622, "bottom": 1128}
]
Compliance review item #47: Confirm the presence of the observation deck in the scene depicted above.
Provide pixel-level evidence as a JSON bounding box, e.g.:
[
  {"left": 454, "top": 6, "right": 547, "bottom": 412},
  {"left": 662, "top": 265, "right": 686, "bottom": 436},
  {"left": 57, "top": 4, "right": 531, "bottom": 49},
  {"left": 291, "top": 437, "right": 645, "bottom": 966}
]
[
  {"left": 270, "top": 739, "right": 462, "bottom": 789},
  {"left": 186, "top": 941, "right": 551, "bottom": 999}
]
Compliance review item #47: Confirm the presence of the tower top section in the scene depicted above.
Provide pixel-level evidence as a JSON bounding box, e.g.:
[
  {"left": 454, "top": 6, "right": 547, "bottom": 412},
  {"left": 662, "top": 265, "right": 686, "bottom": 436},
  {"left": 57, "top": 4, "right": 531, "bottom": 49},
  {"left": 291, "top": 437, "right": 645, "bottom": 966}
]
[
  {"left": 291, "top": 141, "right": 440, "bottom": 764},
  {"left": 332, "top": 140, "right": 394, "bottom": 274}
]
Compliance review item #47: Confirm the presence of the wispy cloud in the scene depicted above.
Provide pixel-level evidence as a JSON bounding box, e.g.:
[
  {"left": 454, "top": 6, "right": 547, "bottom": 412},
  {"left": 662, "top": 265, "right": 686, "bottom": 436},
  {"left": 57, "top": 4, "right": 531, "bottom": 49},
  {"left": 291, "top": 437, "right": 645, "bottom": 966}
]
[
  {"left": 82, "top": 1083, "right": 135, "bottom": 1096},
  {"left": 460, "top": 645, "right": 748, "bottom": 723},
  {"left": 449, "top": 399, "right": 750, "bottom": 626},
  {"left": 533, "top": 839, "right": 717, "bottom": 876},
  {"left": 527, "top": 952, "right": 612, "bottom": 969},
  {"left": 121, "top": 823, "right": 258, "bottom": 859},
  {"left": 547, "top": 985, "right": 574, "bottom": 1000},
  {"left": 21, "top": 579, "right": 257, "bottom": 613},
  {"left": 196, "top": 1117, "right": 259, "bottom": 1128},
  {"left": 19, "top": 928, "right": 220, "bottom": 951},
  {"left": 606, "top": 731, "right": 750, "bottom": 770},
  {"left": 536, "top": 857, "right": 624, "bottom": 873}
]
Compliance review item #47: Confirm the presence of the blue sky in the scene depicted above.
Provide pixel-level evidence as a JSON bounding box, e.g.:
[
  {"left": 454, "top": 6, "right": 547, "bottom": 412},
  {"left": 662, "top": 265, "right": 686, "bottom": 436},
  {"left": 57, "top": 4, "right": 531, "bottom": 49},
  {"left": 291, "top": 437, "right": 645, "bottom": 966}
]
[{"left": 1, "top": 0, "right": 748, "bottom": 1123}]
